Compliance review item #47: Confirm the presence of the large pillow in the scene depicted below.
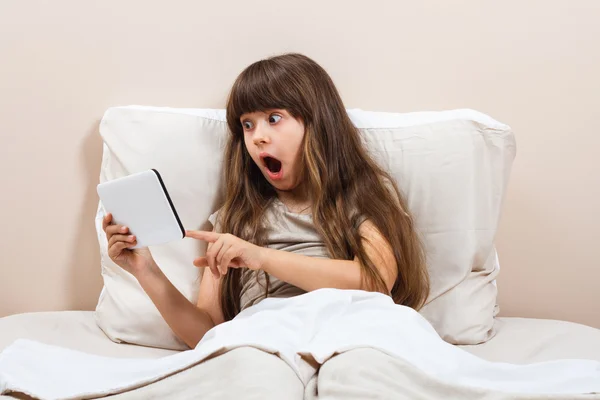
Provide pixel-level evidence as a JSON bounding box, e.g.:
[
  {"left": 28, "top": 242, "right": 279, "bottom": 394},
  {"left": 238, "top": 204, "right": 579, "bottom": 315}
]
[
  {"left": 348, "top": 109, "right": 513, "bottom": 345},
  {"left": 94, "top": 107, "right": 227, "bottom": 350},
  {"left": 94, "top": 106, "right": 515, "bottom": 350}
]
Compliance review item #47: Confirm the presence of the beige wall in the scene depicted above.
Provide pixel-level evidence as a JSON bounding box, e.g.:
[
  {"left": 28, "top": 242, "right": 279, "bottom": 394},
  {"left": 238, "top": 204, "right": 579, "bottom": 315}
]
[{"left": 0, "top": 1, "right": 598, "bottom": 328}]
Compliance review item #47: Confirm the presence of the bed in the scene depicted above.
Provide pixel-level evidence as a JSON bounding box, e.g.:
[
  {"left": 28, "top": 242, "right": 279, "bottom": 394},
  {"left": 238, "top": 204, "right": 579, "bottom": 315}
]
[{"left": 1, "top": 311, "right": 599, "bottom": 399}]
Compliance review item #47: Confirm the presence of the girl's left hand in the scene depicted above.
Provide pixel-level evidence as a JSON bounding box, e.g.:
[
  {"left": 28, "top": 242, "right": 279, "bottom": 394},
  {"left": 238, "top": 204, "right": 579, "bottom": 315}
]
[{"left": 185, "top": 231, "right": 265, "bottom": 277}]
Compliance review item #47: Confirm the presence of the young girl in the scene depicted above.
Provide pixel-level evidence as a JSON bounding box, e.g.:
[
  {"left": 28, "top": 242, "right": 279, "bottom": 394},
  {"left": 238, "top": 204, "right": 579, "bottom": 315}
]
[{"left": 102, "top": 52, "right": 430, "bottom": 349}]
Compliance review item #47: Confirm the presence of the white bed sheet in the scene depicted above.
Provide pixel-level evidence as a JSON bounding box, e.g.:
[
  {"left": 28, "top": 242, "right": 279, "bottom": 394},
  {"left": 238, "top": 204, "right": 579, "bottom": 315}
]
[
  {"left": 312, "top": 317, "right": 600, "bottom": 400},
  {"left": 0, "top": 311, "right": 176, "bottom": 359},
  {"left": 1, "top": 311, "right": 599, "bottom": 399},
  {"left": 460, "top": 317, "right": 600, "bottom": 363},
  {"left": 0, "top": 311, "right": 303, "bottom": 400}
]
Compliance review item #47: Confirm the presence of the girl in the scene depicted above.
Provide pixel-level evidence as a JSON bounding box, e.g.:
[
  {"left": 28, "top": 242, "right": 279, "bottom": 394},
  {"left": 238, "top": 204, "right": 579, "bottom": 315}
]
[{"left": 102, "top": 52, "right": 430, "bottom": 349}]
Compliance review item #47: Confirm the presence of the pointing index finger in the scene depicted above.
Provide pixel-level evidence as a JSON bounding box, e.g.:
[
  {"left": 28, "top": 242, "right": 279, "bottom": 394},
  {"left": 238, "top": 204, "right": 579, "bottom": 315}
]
[{"left": 185, "top": 230, "right": 220, "bottom": 242}]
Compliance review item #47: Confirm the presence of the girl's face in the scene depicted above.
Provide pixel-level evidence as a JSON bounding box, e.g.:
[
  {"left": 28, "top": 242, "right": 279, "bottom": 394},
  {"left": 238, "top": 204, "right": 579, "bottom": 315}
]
[{"left": 241, "top": 109, "right": 305, "bottom": 193}]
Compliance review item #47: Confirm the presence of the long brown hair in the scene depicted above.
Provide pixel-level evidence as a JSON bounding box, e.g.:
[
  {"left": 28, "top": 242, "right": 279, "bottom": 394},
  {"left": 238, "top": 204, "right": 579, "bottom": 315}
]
[{"left": 217, "top": 53, "right": 429, "bottom": 320}]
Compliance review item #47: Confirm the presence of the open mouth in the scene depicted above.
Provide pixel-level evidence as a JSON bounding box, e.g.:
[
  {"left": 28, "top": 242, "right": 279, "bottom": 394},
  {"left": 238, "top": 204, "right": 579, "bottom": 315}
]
[
  {"left": 263, "top": 156, "right": 282, "bottom": 174},
  {"left": 259, "top": 153, "right": 283, "bottom": 180}
]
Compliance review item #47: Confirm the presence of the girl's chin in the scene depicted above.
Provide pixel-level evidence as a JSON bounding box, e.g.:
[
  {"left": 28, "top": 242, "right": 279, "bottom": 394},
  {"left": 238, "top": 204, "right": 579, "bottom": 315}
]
[
  {"left": 263, "top": 168, "right": 301, "bottom": 191},
  {"left": 272, "top": 180, "right": 303, "bottom": 193},
  {"left": 270, "top": 182, "right": 290, "bottom": 191},
  {"left": 265, "top": 176, "right": 290, "bottom": 190}
]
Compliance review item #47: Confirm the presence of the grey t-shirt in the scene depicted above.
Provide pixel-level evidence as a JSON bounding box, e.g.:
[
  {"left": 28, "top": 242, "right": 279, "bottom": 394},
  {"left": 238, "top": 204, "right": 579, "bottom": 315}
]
[{"left": 208, "top": 198, "right": 332, "bottom": 311}]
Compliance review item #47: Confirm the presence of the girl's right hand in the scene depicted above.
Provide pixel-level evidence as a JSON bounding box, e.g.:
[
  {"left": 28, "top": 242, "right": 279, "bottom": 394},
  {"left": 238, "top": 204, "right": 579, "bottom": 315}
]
[{"left": 102, "top": 213, "right": 156, "bottom": 277}]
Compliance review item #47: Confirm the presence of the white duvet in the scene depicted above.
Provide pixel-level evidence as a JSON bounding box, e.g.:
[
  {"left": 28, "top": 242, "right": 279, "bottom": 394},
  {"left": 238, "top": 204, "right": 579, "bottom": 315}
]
[{"left": 1, "top": 289, "right": 599, "bottom": 400}]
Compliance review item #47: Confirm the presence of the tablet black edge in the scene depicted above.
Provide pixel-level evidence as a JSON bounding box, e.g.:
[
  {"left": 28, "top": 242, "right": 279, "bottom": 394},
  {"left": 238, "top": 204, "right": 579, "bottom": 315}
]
[{"left": 151, "top": 169, "right": 186, "bottom": 239}]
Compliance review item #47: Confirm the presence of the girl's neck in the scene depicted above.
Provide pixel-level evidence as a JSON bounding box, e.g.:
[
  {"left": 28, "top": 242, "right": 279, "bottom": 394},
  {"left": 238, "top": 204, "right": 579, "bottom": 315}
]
[{"left": 275, "top": 183, "right": 311, "bottom": 214}]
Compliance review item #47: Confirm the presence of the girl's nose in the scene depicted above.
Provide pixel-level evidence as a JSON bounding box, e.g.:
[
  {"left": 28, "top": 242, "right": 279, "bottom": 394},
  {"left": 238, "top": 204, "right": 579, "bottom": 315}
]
[{"left": 252, "top": 123, "right": 271, "bottom": 146}]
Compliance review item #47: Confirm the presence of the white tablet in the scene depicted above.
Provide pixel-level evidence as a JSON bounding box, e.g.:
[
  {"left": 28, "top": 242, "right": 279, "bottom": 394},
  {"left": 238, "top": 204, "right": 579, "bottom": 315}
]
[{"left": 96, "top": 169, "right": 185, "bottom": 249}]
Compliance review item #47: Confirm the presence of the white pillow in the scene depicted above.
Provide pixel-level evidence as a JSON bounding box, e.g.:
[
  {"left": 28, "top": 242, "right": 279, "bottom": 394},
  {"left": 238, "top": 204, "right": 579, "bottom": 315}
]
[
  {"left": 349, "top": 109, "right": 514, "bottom": 344},
  {"left": 94, "top": 106, "right": 515, "bottom": 349},
  {"left": 94, "top": 108, "right": 227, "bottom": 350}
]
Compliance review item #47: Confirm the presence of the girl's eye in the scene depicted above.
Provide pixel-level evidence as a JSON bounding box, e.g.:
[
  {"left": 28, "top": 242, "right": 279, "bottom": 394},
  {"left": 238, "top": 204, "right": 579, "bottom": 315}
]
[
  {"left": 269, "top": 114, "right": 282, "bottom": 124},
  {"left": 242, "top": 121, "right": 254, "bottom": 130}
]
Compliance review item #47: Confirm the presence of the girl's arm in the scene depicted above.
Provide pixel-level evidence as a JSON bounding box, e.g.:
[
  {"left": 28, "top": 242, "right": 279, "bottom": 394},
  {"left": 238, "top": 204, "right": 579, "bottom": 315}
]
[
  {"left": 186, "top": 220, "right": 397, "bottom": 296},
  {"left": 102, "top": 211, "right": 224, "bottom": 350},
  {"left": 261, "top": 220, "right": 397, "bottom": 293},
  {"left": 136, "top": 262, "right": 224, "bottom": 349}
]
